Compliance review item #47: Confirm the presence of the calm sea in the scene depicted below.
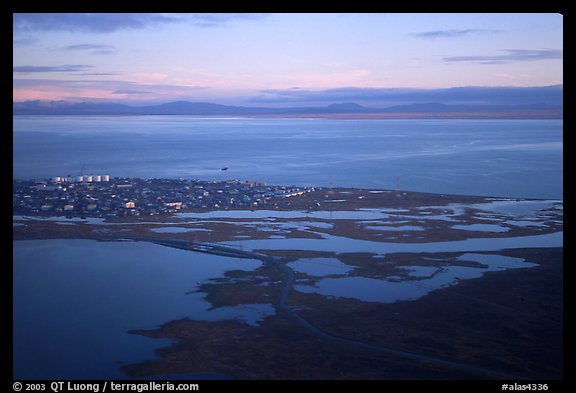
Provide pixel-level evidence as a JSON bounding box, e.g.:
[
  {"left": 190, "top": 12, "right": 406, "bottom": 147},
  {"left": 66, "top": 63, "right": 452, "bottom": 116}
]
[
  {"left": 13, "top": 116, "right": 563, "bottom": 199},
  {"left": 13, "top": 116, "right": 563, "bottom": 379}
]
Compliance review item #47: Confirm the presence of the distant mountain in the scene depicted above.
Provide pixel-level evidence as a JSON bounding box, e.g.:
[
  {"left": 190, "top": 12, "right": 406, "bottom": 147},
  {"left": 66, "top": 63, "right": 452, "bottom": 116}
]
[
  {"left": 12, "top": 100, "right": 276, "bottom": 115},
  {"left": 380, "top": 102, "right": 563, "bottom": 113},
  {"left": 381, "top": 102, "right": 452, "bottom": 112},
  {"left": 141, "top": 101, "right": 230, "bottom": 114},
  {"left": 12, "top": 100, "right": 562, "bottom": 117},
  {"left": 12, "top": 100, "right": 372, "bottom": 115},
  {"left": 135, "top": 101, "right": 279, "bottom": 115},
  {"left": 326, "top": 102, "right": 372, "bottom": 112},
  {"left": 12, "top": 100, "right": 135, "bottom": 115}
]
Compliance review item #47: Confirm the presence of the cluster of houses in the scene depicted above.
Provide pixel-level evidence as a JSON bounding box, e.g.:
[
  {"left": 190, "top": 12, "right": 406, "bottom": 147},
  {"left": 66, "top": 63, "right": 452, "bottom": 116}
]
[{"left": 13, "top": 177, "right": 314, "bottom": 218}]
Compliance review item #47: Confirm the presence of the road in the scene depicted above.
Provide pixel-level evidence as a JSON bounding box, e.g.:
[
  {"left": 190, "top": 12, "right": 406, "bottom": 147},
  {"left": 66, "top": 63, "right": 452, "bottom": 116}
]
[{"left": 132, "top": 237, "right": 526, "bottom": 380}]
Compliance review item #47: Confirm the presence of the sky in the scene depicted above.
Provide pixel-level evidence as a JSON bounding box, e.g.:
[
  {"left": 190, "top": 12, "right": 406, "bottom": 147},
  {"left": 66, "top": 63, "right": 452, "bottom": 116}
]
[{"left": 13, "top": 13, "right": 563, "bottom": 107}]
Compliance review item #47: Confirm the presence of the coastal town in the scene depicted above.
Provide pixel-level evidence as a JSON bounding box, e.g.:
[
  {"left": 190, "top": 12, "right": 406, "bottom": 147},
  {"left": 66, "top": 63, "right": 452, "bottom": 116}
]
[
  {"left": 12, "top": 175, "right": 314, "bottom": 218},
  {"left": 13, "top": 175, "right": 564, "bottom": 381}
]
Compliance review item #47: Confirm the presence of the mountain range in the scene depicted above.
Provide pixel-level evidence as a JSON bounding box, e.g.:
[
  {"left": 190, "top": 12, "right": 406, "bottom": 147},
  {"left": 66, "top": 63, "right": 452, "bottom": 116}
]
[{"left": 12, "top": 100, "right": 563, "bottom": 118}]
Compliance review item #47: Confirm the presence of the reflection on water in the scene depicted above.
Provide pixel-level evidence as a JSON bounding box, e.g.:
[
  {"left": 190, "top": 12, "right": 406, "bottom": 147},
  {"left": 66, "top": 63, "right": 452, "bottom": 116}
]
[
  {"left": 426, "top": 199, "right": 562, "bottom": 218},
  {"left": 150, "top": 227, "right": 212, "bottom": 233},
  {"left": 13, "top": 239, "right": 266, "bottom": 379},
  {"left": 295, "top": 253, "right": 537, "bottom": 303},
  {"left": 232, "top": 231, "right": 563, "bottom": 254},
  {"left": 13, "top": 195, "right": 562, "bottom": 379},
  {"left": 200, "top": 303, "right": 275, "bottom": 326},
  {"left": 365, "top": 225, "right": 424, "bottom": 232},
  {"left": 288, "top": 258, "right": 354, "bottom": 277},
  {"left": 471, "top": 199, "right": 563, "bottom": 216},
  {"left": 13, "top": 117, "right": 563, "bottom": 198},
  {"left": 451, "top": 224, "right": 510, "bottom": 233},
  {"left": 178, "top": 209, "right": 393, "bottom": 220}
]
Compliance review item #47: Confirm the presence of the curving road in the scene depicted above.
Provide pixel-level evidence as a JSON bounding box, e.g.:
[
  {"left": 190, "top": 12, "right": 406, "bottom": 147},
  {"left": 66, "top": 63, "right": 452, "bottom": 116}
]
[{"left": 134, "top": 237, "right": 526, "bottom": 380}]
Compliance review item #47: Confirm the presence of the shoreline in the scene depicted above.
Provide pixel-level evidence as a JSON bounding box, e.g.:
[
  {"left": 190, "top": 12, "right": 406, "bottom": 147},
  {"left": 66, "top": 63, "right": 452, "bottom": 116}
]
[
  {"left": 244, "top": 111, "right": 563, "bottom": 120},
  {"left": 13, "top": 112, "right": 563, "bottom": 120},
  {"left": 121, "top": 244, "right": 562, "bottom": 380},
  {"left": 13, "top": 187, "right": 563, "bottom": 245},
  {"left": 13, "top": 186, "right": 563, "bottom": 380}
]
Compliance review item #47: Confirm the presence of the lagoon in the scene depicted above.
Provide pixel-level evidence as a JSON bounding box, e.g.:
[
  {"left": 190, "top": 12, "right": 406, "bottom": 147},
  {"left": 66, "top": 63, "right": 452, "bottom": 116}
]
[
  {"left": 13, "top": 239, "right": 265, "bottom": 379},
  {"left": 295, "top": 253, "right": 537, "bottom": 303}
]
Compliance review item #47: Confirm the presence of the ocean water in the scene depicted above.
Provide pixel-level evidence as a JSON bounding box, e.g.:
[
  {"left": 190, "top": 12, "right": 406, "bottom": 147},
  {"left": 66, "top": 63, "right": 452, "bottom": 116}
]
[
  {"left": 13, "top": 116, "right": 563, "bottom": 198},
  {"left": 12, "top": 115, "right": 564, "bottom": 379}
]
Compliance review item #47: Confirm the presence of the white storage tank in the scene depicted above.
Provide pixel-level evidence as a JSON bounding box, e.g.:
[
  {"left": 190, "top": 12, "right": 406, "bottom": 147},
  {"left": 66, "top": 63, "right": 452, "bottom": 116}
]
[
  {"left": 102, "top": 175, "right": 110, "bottom": 182},
  {"left": 94, "top": 175, "right": 102, "bottom": 182},
  {"left": 86, "top": 176, "right": 93, "bottom": 183},
  {"left": 77, "top": 176, "right": 84, "bottom": 182}
]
